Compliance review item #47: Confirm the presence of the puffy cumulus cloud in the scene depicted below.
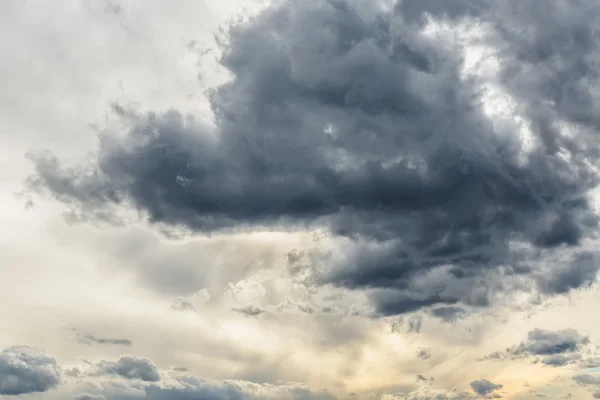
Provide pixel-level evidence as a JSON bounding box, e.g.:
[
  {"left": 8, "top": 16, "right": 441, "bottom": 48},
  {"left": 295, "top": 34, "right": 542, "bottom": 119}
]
[
  {"left": 482, "top": 328, "right": 591, "bottom": 367},
  {"left": 0, "top": 346, "right": 61, "bottom": 395},
  {"left": 470, "top": 379, "right": 502, "bottom": 398},
  {"left": 26, "top": 0, "right": 600, "bottom": 317},
  {"left": 93, "top": 355, "right": 161, "bottom": 382}
]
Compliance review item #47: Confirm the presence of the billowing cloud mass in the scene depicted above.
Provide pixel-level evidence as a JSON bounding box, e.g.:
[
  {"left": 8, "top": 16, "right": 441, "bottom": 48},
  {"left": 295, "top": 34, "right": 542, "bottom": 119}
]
[
  {"left": 0, "top": 346, "right": 61, "bottom": 395},
  {"left": 10, "top": 0, "right": 600, "bottom": 399},
  {"left": 25, "top": 0, "right": 600, "bottom": 318}
]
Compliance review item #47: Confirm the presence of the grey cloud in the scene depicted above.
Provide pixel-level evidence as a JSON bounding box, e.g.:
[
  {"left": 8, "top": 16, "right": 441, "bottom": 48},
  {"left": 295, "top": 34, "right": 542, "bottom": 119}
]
[
  {"left": 143, "top": 377, "right": 248, "bottom": 400},
  {"left": 480, "top": 352, "right": 506, "bottom": 361},
  {"left": 514, "top": 329, "right": 589, "bottom": 356},
  {"left": 75, "top": 331, "right": 133, "bottom": 347},
  {"left": 397, "top": 0, "right": 487, "bottom": 24},
  {"left": 540, "top": 353, "right": 581, "bottom": 367},
  {"left": 390, "top": 315, "right": 423, "bottom": 334},
  {"left": 76, "top": 373, "right": 336, "bottom": 400},
  {"left": 96, "top": 355, "right": 160, "bottom": 382},
  {"left": 0, "top": 346, "right": 61, "bottom": 395},
  {"left": 429, "top": 306, "right": 466, "bottom": 322},
  {"left": 573, "top": 372, "right": 600, "bottom": 399},
  {"left": 536, "top": 252, "right": 600, "bottom": 295},
  {"left": 74, "top": 394, "right": 107, "bottom": 400},
  {"left": 483, "top": 328, "right": 590, "bottom": 367},
  {"left": 65, "top": 367, "right": 82, "bottom": 377},
  {"left": 415, "top": 348, "right": 431, "bottom": 360},
  {"left": 172, "top": 297, "right": 196, "bottom": 312},
  {"left": 415, "top": 374, "right": 434, "bottom": 384},
  {"left": 404, "top": 387, "right": 476, "bottom": 400},
  {"left": 574, "top": 374, "right": 600, "bottom": 386},
  {"left": 169, "top": 378, "right": 338, "bottom": 400},
  {"left": 26, "top": 0, "right": 600, "bottom": 315},
  {"left": 579, "top": 357, "right": 600, "bottom": 368},
  {"left": 232, "top": 305, "right": 264, "bottom": 317},
  {"left": 470, "top": 379, "right": 502, "bottom": 397}
]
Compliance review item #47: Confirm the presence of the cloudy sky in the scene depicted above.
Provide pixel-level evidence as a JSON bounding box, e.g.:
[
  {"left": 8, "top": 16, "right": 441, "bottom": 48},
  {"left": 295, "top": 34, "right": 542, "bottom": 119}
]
[{"left": 3, "top": 0, "right": 600, "bottom": 399}]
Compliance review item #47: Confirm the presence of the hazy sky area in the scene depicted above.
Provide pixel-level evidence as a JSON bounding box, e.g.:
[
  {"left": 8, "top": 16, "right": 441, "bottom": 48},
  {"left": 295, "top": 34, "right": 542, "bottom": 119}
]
[{"left": 3, "top": 0, "right": 600, "bottom": 399}]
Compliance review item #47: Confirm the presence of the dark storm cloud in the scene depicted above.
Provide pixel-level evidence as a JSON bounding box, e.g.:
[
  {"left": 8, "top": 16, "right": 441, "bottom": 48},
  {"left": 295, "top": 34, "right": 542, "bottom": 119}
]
[
  {"left": 27, "top": 0, "right": 600, "bottom": 315},
  {"left": 95, "top": 355, "right": 161, "bottom": 382},
  {"left": 535, "top": 252, "right": 600, "bottom": 295},
  {"left": 483, "top": 328, "right": 590, "bottom": 367},
  {"left": 0, "top": 346, "right": 61, "bottom": 395},
  {"left": 470, "top": 379, "right": 502, "bottom": 397}
]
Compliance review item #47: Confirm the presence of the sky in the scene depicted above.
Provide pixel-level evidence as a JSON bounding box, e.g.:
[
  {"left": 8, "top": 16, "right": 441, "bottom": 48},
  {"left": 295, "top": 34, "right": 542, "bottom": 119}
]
[{"left": 3, "top": 0, "right": 600, "bottom": 399}]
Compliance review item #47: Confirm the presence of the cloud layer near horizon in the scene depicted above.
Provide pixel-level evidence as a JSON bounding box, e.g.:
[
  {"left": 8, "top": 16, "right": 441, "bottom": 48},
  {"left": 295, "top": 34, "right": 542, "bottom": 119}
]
[{"left": 0, "top": 346, "right": 507, "bottom": 400}]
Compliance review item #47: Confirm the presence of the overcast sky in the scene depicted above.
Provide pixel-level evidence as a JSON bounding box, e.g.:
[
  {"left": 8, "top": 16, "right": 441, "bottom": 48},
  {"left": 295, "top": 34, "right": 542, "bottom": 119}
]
[{"left": 3, "top": 0, "right": 600, "bottom": 399}]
